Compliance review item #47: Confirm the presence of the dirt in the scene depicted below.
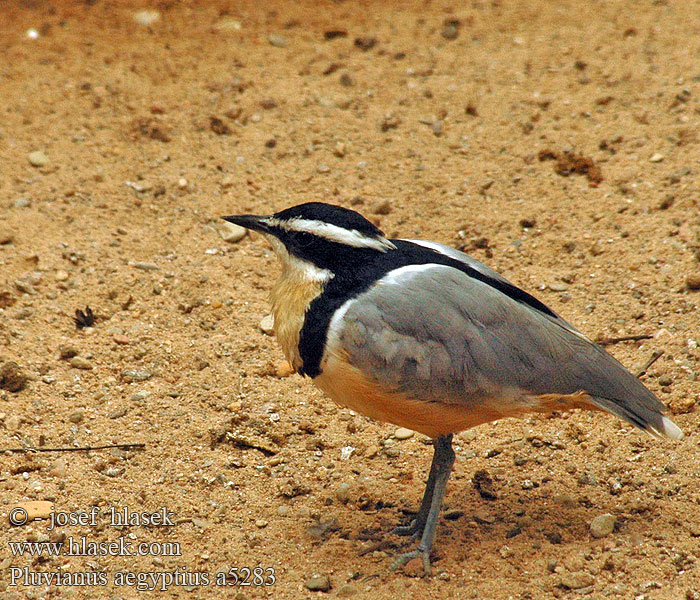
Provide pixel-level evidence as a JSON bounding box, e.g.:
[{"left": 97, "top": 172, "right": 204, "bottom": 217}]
[{"left": 1, "top": 1, "right": 699, "bottom": 599}]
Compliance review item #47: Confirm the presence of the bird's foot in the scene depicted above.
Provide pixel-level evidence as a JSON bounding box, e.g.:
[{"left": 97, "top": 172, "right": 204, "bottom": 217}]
[
  {"left": 390, "top": 545, "right": 432, "bottom": 575},
  {"left": 391, "top": 519, "right": 424, "bottom": 538}
]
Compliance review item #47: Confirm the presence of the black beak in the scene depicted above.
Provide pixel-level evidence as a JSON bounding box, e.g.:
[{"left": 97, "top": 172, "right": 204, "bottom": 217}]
[{"left": 221, "top": 214, "right": 270, "bottom": 233}]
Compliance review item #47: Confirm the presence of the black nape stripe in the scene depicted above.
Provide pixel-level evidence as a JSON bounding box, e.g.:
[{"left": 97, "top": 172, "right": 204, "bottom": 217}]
[{"left": 297, "top": 240, "right": 561, "bottom": 378}]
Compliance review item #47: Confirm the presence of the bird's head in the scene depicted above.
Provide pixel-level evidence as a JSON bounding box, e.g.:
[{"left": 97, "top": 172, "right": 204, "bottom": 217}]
[{"left": 223, "top": 202, "right": 396, "bottom": 279}]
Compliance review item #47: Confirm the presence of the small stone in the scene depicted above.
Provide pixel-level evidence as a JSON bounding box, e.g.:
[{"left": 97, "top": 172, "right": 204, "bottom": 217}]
[
  {"left": 548, "top": 282, "right": 569, "bottom": 292},
  {"left": 499, "top": 545, "right": 514, "bottom": 559},
  {"left": 54, "top": 270, "right": 69, "bottom": 282},
  {"left": 335, "top": 482, "right": 351, "bottom": 503},
  {"left": 394, "top": 427, "right": 414, "bottom": 440},
  {"left": 4, "top": 414, "right": 23, "bottom": 431},
  {"left": 122, "top": 369, "right": 152, "bottom": 382},
  {"left": 276, "top": 505, "right": 289, "bottom": 517},
  {"left": 27, "top": 151, "right": 49, "bottom": 167},
  {"left": 14, "top": 197, "right": 32, "bottom": 209},
  {"left": 109, "top": 407, "right": 127, "bottom": 419},
  {"left": 473, "top": 509, "right": 496, "bottom": 524},
  {"left": 305, "top": 574, "right": 331, "bottom": 592},
  {"left": 559, "top": 571, "right": 594, "bottom": 590},
  {"left": 275, "top": 361, "right": 294, "bottom": 378},
  {"left": 372, "top": 199, "right": 392, "bottom": 215},
  {"left": 49, "top": 459, "right": 67, "bottom": 478},
  {"left": 177, "top": 178, "right": 188, "bottom": 189},
  {"left": 649, "top": 153, "right": 664, "bottom": 163},
  {"left": 339, "top": 73, "right": 354, "bottom": 87},
  {"left": 441, "top": 24, "right": 459, "bottom": 40},
  {"left": 131, "top": 390, "right": 151, "bottom": 402},
  {"left": 259, "top": 314, "right": 275, "bottom": 335},
  {"left": 590, "top": 513, "right": 616, "bottom": 538},
  {"left": 365, "top": 444, "right": 379, "bottom": 458},
  {"left": 58, "top": 344, "right": 79, "bottom": 359},
  {"left": 134, "top": 9, "right": 160, "bottom": 26},
  {"left": 0, "top": 229, "right": 14, "bottom": 245},
  {"left": 552, "top": 494, "right": 577, "bottom": 507},
  {"left": 132, "top": 261, "right": 159, "bottom": 271},
  {"left": 317, "top": 163, "right": 331, "bottom": 174},
  {"left": 354, "top": 36, "right": 377, "bottom": 51},
  {"left": 403, "top": 557, "right": 425, "bottom": 577},
  {"left": 255, "top": 519, "right": 268, "bottom": 528},
  {"left": 0, "top": 362, "right": 28, "bottom": 392},
  {"left": 686, "top": 274, "right": 700, "bottom": 290},
  {"left": 69, "top": 356, "right": 93, "bottom": 370},
  {"left": 69, "top": 409, "right": 85, "bottom": 424},
  {"left": 337, "top": 583, "right": 359, "bottom": 597},
  {"left": 333, "top": 142, "right": 346, "bottom": 157},
  {"left": 268, "top": 34, "right": 287, "bottom": 48},
  {"left": 217, "top": 221, "right": 247, "bottom": 243},
  {"left": 113, "top": 334, "right": 130, "bottom": 345}
]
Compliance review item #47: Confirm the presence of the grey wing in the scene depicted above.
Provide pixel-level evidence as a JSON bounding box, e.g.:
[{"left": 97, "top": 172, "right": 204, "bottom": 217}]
[
  {"left": 403, "top": 238, "right": 579, "bottom": 333},
  {"left": 338, "top": 263, "right": 681, "bottom": 439}
]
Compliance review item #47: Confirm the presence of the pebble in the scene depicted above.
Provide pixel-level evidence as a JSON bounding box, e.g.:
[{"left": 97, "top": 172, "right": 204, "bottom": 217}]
[
  {"left": 109, "top": 407, "right": 127, "bottom": 419},
  {"left": 259, "top": 314, "right": 275, "bottom": 335},
  {"left": 686, "top": 274, "right": 700, "bottom": 290},
  {"left": 372, "top": 199, "right": 392, "bottom": 215},
  {"left": 552, "top": 494, "right": 577, "bottom": 507},
  {"left": 333, "top": 142, "right": 346, "bottom": 157},
  {"left": 473, "top": 509, "right": 496, "bottom": 524},
  {"left": 69, "top": 356, "right": 93, "bottom": 370},
  {"left": 27, "top": 151, "right": 49, "bottom": 167},
  {"left": 649, "top": 153, "right": 664, "bottom": 163},
  {"left": 14, "top": 197, "right": 32, "bottom": 209},
  {"left": 335, "top": 482, "right": 351, "bottom": 503},
  {"left": 8, "top": 501, "right": 53, "bottom": 525},
  {"left": 441, "top": 24, "right": 459, "bottom": 40},
  {"left": 559, "top": 571, "right": 594, "bottom": 590},
  {"left": 0, "top": 229, "right": 14, "bottom": 245},
  {"left": 133, "top": 9, "right": 160, "bottom": 26},
  {"left": 69, "top": 409, "right": 85, "bottom": 424},
  {"left": 548, "top": 282, "right": 568, "bottom": 292},
  {"left": 217, "top": 221, "right": 247, "bottom": 243},
  {"left": 4, "top": 414, "right": 23, "bottom": 431},
  {"left": 394, "top": 427, "right": 414, "bottom": 440},
  {"left": 132, "top": 262, "right": 159, "bottom": 271},
  {"left": 129, "top": 390, "right": 151, "bottom": 402},
  {"left": 275, "top": 361, "right": 294, "bottom": 378},
  {"left": 255, "top": 519, "right": 268, "bottom": 528},
  {"left": 336, "top": 583, "right": 359, "bottom": 597},
  {"left": 54, "top": 270, "right": 69, "bottom": 282},
  {"left": 49, "top": 458, "right": 67, "bottom": 478},
  {"left": 268, "top": 34, "right": 287, "bottom": 48},
  {"left": 113, "top": 334, "right": 130, "bottom": 345},
  {"left": 0, "top": 362, "right": 29, "bottom": 392},
  {"left": 276, "top": 505, "right": 289, "bottom": 517},
  {"left": 122, "top": 369, "right": 152, "bottom": 382},
  {"left": 58, "top": 344, "right": 79, "bottom": 359},
  {"left": 305, "top": 574, "right": 331, "bottom": 592},
  {"left": 317, "top": 163, "right": 331, "bottom": 174},
  {"left": 590, "top": 513, "right": 616, "bottom": 538}
]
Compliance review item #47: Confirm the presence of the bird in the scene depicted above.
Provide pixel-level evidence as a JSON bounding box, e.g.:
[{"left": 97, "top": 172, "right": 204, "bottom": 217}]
[{"left": 223, "top": 202, "right": 683, "bottom": 573}]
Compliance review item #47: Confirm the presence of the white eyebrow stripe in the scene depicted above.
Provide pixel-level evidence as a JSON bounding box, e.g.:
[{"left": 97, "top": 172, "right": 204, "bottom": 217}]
[{"left": 265, "top": 217, "right": 396, "bottom": 252}]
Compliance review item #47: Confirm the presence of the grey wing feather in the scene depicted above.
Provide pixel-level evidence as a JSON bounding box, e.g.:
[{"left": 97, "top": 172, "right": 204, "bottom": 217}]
[{"left": 338, "top": 263, "right": 681, "bottom": 439}]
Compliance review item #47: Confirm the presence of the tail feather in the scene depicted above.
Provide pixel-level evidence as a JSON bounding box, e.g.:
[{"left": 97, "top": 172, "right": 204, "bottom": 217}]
[{"left": 589, "top": 395, "right": 683, "bottom": 440}]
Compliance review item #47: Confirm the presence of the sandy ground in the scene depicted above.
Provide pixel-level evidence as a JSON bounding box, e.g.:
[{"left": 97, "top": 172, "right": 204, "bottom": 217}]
[{"left": 1, "top": 1, "right": 699, "bottom": 598}]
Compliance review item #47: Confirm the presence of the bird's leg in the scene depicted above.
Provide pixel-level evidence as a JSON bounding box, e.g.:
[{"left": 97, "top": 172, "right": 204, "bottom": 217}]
[
  {"left": 392, "top": 440, "right": 441, "bottom": 538},
  {"left": 391, "top": 434, "right": 455, "bottom": 574}
]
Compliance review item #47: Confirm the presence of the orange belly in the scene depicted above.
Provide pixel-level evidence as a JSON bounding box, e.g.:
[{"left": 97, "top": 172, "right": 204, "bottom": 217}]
[{"left": 314, "top": 350, "right": 595, "bottom": 439}]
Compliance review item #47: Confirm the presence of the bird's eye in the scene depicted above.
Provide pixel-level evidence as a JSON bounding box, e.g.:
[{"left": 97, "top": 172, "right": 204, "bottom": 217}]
[{"left": 293, "top": 232, "right": 315, "bottom": 248}]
